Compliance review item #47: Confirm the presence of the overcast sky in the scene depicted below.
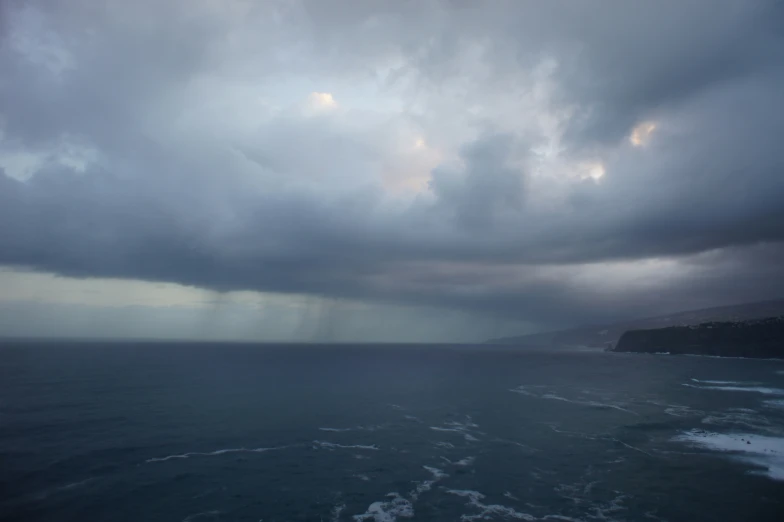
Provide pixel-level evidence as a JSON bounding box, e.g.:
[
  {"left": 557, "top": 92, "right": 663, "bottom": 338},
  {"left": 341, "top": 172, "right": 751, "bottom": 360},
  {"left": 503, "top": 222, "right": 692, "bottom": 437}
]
[{"left": 1, "top": 0, "right": 783, "bottom": 342}]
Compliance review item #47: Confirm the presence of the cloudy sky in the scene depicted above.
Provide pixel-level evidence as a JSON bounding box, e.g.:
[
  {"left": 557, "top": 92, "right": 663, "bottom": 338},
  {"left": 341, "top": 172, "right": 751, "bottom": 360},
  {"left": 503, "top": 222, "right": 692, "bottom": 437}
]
[{"left": 1, "top": 0, "right": 783, "bottom": 342}]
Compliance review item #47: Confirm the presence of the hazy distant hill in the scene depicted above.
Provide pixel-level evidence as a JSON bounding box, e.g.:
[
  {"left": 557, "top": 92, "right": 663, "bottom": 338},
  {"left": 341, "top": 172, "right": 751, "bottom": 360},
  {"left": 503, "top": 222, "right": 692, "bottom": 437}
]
[
  {"left": 612, "top": 317, "right": 784, "bottom": 358},
  {"left": 486, "top": 299, "right": 784, "bottom": 347}
]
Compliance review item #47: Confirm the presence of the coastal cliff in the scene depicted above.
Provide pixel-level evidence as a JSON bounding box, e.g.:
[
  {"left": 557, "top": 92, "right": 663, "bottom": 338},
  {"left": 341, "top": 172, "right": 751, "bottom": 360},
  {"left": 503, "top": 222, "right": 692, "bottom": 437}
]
[{"left": 612, "top": 317, "right": 784, "bottom": 358}]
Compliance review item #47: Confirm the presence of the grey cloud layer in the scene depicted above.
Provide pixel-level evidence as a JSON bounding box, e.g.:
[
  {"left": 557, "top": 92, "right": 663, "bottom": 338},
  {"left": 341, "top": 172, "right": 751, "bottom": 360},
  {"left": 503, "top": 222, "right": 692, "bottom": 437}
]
[{"left": 1, "top": 0, "right": 784, "bottom": 330}]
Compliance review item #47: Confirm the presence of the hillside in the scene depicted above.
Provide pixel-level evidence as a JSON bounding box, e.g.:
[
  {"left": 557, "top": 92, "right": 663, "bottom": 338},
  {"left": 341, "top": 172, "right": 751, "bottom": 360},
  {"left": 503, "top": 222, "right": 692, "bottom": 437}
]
[
  {"left": 611, "top": 317, "right": 784, "bottom": 358},
  {"left": 486, "top": 299, "right": 784, "bottom": 347}
]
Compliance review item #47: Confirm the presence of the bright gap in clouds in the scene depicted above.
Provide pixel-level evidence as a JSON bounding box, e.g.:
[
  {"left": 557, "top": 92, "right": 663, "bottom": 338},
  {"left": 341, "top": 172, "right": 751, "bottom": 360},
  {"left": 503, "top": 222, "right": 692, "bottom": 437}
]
[
  {"left": 587, "top": 163, "right": 605, "bottom": 181},
  {"left": 575, "top": 161, "right": 606, "bottom": 181},
  {"left": 630, "top": 121, "right": 657, "bottom": 147},
  {"left": 307, "top": 91, "right": 338, "bottom": 110}
]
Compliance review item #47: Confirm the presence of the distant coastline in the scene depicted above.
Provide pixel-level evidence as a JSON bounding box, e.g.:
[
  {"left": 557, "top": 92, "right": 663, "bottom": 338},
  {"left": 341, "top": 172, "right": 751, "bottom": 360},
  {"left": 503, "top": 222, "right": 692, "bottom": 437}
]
[
  {"left": 485, "top": 299, "right": 784, "bottom": 353},
  {"left": 610, "top": 317, "right": 784, "bottom": 359}
]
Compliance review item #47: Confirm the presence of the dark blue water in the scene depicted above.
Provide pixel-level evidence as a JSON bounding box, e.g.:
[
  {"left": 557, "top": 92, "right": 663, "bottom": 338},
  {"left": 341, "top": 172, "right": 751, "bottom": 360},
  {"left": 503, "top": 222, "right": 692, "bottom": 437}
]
[{"left": 1, "top": 342, "right": 784, "bottom": 522}]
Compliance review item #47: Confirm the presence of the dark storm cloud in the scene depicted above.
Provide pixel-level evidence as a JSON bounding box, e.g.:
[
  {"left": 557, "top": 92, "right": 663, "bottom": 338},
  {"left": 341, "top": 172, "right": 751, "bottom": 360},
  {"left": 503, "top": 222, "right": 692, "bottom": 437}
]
[
  {"left": 429, "top": 133, "right": 524, "bottom": 230},
  {"left": 1, "top": 0, "right": 784, "bottom": 332}
]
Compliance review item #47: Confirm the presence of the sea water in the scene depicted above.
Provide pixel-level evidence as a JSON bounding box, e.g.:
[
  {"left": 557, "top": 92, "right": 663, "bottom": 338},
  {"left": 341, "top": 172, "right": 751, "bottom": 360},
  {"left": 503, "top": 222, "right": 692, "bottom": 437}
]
[{"left": 1, "top": 341, "right": 783, "bottom": 521}]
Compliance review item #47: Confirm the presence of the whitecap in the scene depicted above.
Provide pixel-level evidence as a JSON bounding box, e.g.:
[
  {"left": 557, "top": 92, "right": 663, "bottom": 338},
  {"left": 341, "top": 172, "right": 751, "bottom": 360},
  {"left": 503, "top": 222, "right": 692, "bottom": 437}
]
[
  {"left": 664, "top": 405, "right": 704, "bottom": 417},
  {"left": 511, "top": 386, "right": 637, "bottom": 415},
  {"left": 447, "top": 489, "right": 485, "bottom": 503},
  {"left": 320, "top": 427, "right": 354, "bottom": 432},
  {"left": 424, "top": 465, "right": 448, "bottom": 478},
  {"left": 446, "top": 489, "right": 536, "bottom": 521},
  {"left": 590, "top": 494, "right": 628, "bottom": 521},
  {"left": 674, "top": 430, "right": 784, "bottom": 481},
  {"left": 691, "top": 378, "right": 759, "bottom": 385},
  {"left": 353, "top": 493, "right": 414, "bottom": 522},
  {"left": 409, "top": 466, "right": 448, "bottom": 501},
  {"left": 429, "top": 417, "right": 481, "bottom": 442},
  {"left": 182, "top": 510, "right": 220, "bottom": 522},
  {"left": 450, "top": 417, "right": 479, "bottom": 429},
  {"left": 701, "top": 410, "right": 772, "bottom": 431},
  {"left": 509, "top": 387, "right": 538, "bottom": 396},
  {"left": 540, "top": 393, "right": 639, "bottom": 415},
  {"left": 764, "top": 399, "right": 784, "bottom": 410},
  {"left": 684, "top": 384, "right": 784, "bottom": 395},
  {"left": 332, "top": 504, "right": 346, "bottom": 522},
  {"left": 147, "top": 446, "right": 282, "bottom": 463},
  {"left": 314, "top": 441, "right": 379, "bottom": 451},
  {"left": 454, "top": 456, "right": 475, "bottom": 466},
  {"left": 58, "top": 478, "right": 95, "bottom": 491}
]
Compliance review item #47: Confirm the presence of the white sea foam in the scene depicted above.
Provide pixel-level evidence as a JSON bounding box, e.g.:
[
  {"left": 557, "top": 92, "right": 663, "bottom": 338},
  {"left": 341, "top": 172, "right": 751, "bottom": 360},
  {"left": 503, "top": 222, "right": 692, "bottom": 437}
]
[
  {"left": 675, "top": 430, "right": 784, "bottom": 481},
  {"left": 182, "top": 510, "right": 220, "bottom": 522},
  {"left": 34, "top": 477, "right": 97, "bottom": 501},
  {"left": 539, "top": 393, "right": 639, "bottom": 415},
  {"left": 409, "top": 466, "right": 448, "bottom": 501},
  {"left": 691, "top": 378, "right": 759, "bottom": 385},
  {"left": 684, "top": 384, "right": 784, "bottom": 395},
  {"left": 429, "top": 417, "right": 481, "bottom": 442},
  {"left": 764, "top": 399, "right": 784, "bottom": 410},
  {"left": 354, "top": 474, "right": 371, "bottom": 481},
  {"left": 320, "top": 425, "right": 386, "bottom": 432},
  {"left": 495, "top": 439, "right": 540, "bottom": 453},
  {"left": 353, "top": 493, "right": 414, "bottom": 522},
  {"left": 554, "top": 483, "right": 583, "bottom": 504},
  {"left": 509, "top": 386, "right": 539, "bottom": 396},
  {"left": 546, "top": 424, "right": 600, "bottom": 440},
  {"left": 147, "top": 446, "right": 282, "bottom": 463},
  {"left": 511, "top": 386, "right": 637, "bottom": 415},
  {"left": 58, "top": 478, "right": 95, "bottom": 491},
  {"left": 454, "top": 456, "right": 475, "bottom": 466},
  {"left": 664, "top": 404, "right": 704, "bottom": 417},
  {"left": 683, "top": 354, "right": 784, "bottom": 361},
  {"left": 314, "top": 441, "right": 379, "bottom": 451},
  {"left": 590, "top": 494, "right": 628, "bottom": 521},
  {"left": 447, "top": 489, "right": 485, "bottom": 502},
  {"left": 701, "top": 410, "right": 772, "bottom": 431},
  {"left": 503, "top": 491, "right": 519, "bottom": 501},
  {"left": 424, "top": 465, "right": 448, "bottom": 478},
  {"left": 446, "top": 489, "right": 536, "bottom": 521},
  {"left": 434, "top": 441, "right": 455, "bottom": 449},
  {"left": 450, "top": 417, "right": 479, "bottom": 429},
  {"left": 332, "top": 504, "right": 346, "bottom": 522}
]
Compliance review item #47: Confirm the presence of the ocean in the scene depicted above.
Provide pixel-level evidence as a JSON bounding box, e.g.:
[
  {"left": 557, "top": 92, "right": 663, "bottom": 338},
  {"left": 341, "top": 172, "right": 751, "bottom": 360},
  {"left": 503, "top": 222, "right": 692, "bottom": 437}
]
[{"left": 1, "top": 342, "right": 784, "bottom": 522}]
